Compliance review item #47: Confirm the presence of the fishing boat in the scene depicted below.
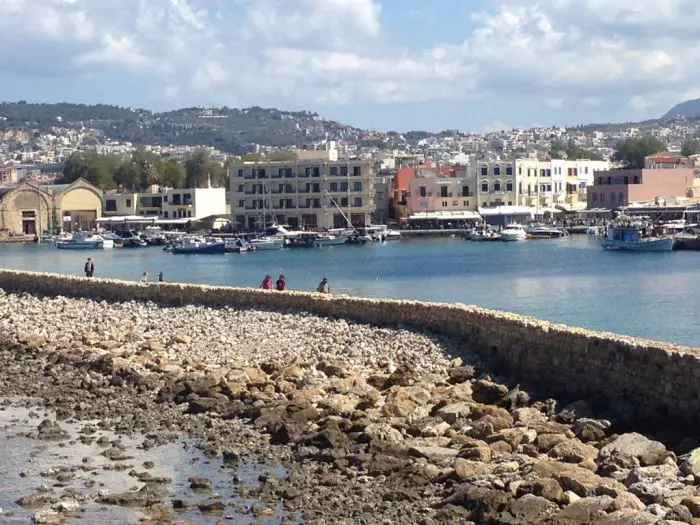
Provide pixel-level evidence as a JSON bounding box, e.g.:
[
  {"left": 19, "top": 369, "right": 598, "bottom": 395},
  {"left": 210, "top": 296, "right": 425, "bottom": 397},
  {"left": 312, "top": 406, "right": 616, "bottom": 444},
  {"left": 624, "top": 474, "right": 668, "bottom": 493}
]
[
  {"left": 250, "top": 237, "right": 284, "bottom": 250},
  {"left": 171, "top": 236, "right": 225, "bottom": 254},
  {"left": 601, "top": 225, "right": 674, "bottom": 252},
  {"left": 225, "top": 238, "right": 254, "bottom": 253},
  {"left": 467, "top": 228, "right": 501, "bottom": 241},
  {"left": 316, "top": 233, "right": 347, "bottom": 246},
  {"left": 141, "top": 227, "right": 168, "bottom": 246},
  {"left": 500, "top": 224, "right": 528, "bottom": 242},
  {"left": 116, "top": 230, "right": 148, "bottom": 248},
  {"left": 56, "top": 232, "right": 106, "bottom": 250}
]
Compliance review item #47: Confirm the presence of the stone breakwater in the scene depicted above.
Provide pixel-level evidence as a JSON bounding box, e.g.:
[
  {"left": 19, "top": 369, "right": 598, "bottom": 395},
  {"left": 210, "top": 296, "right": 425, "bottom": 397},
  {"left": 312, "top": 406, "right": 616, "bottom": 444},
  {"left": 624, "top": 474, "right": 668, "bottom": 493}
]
[
  {"left": 0, "top": 269, "right": 698, "bottom": 432},
  {"left": 2, "top": 287, "right": 700, "bottom": 522}
]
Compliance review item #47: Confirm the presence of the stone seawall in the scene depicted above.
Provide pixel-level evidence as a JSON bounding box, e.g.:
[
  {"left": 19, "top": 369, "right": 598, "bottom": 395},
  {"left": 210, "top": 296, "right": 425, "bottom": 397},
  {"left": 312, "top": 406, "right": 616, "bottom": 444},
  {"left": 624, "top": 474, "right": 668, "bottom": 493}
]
[{"left": 0, "top": 269, "right": 698, "bottom": 431}]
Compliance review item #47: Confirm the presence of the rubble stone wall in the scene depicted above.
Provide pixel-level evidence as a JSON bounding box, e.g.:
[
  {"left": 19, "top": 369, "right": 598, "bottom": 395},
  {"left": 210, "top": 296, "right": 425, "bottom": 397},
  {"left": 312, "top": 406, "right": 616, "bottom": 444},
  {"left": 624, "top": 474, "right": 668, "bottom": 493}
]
[{"left": 1, "top": 269, "right": 697, "bottom": 429}]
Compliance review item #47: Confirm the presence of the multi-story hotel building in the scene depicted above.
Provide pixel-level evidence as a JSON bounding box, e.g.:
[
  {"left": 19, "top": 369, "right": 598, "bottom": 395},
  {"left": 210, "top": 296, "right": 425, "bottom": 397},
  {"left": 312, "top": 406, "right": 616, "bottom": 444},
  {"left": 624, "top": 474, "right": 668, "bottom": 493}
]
[
  {"left": 475, "top": 161, "right": 518, "bottom": 207},
  {"left": 103, "top": 185, "right": 227, "bottom": 220},
  {"left": 230, "top": 160, "right": 375, "bottom": 230}
]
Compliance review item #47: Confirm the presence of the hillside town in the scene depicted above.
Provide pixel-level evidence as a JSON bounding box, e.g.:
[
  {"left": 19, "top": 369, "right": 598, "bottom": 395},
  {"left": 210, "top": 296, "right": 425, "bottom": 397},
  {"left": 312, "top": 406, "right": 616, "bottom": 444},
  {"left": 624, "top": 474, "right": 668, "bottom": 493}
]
[{"left": 1, "top": 108, "right": 700, "bottom": 238}]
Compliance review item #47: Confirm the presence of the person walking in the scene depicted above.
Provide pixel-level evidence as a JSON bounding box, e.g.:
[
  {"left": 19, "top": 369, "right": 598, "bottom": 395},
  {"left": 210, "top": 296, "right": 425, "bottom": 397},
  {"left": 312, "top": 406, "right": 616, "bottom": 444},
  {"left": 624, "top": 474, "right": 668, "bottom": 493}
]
[
  {"left": 317, "top": 277, "right": 330, "bottom": 294},
  {"left": 276, "top": 274, "right": 286, "bottom": 291},
  {"left": 84, "top": 257, "right": 94, "bottom": 278}
]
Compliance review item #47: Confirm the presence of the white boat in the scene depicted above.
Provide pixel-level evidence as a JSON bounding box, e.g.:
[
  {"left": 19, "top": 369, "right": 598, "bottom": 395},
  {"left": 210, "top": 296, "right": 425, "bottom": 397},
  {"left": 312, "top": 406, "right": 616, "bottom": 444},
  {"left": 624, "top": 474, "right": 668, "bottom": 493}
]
[
  {"left": 500, "top": 224, "right": 528, "bottom": 242},
  {"left": 526, "top": 225, "right": 568, "bottom": 239},
  {"left": 602, "top": 226, "right": 674, "bottom": 252},
  {"left": 385, "top": 229, "right": 401, "bottom": 241},
  {"left": 467, "top": 228, "right": 501, "bottom": 241},
  {"left": 250, "top": 237, "right": 284, "bottom": 250},
  {"left": 56, "top": 232, "right": 105, "bottom": 250},
  {"left": 316, "top": 233, "right": 347, "bottom": 246}
]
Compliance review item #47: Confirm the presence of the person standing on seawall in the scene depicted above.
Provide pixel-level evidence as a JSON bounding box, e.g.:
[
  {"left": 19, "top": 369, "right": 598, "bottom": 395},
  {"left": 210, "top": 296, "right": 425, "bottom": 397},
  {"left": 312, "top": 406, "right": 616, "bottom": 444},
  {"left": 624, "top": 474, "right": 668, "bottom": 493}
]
[
  {"left": 158, "top": 271, "right": 164, "bottom": 283},
  {"left": 317, "top": 277, "right": 330, "bottom": 294},
  {"left": 84, "top": 257, "right": 94, "bottom": 278}
]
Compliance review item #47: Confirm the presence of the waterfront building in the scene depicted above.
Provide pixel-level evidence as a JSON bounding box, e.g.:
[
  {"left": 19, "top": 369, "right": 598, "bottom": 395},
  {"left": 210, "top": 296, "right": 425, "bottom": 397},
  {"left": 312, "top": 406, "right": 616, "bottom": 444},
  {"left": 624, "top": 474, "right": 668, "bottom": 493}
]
[
  {"left": 407, "top": 166, "right": 477, "bottom": 215},
  {"left": 587, "top": 167, "right": 697, "bottom": 208},
  {"left": 0, "top": 178, "right": 102, "bottom": 235},
  {"left": 0, "top": 165, "right": 18, "bottom": 184},
  {"left": 104, "top": 185, "right": 226, "bottom": 220},
  {"left": 476, "top": 160, "right": 517, "bottom": 208},
  {"left": 229, "top": 160, "right": 375, "bottom": 230},
  {"left": 373, "top": 171, "right": 393, "bottom": 224}
]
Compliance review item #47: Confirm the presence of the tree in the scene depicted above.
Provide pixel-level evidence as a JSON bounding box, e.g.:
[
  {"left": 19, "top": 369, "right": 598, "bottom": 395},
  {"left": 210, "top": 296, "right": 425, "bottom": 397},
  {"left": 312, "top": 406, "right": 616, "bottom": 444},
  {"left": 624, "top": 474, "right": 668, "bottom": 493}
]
[
  {"left": 184, "top": 149, "right": 226, "bottom": 188},
  {"left": 161, "top": 159, "right": 186, "bottom": 188},
  {"left": 550, "top": 140, "right": 603, "bottom": 161},
  {"left": 681, "top": 139, "right": 700, "bottom": 157},
  {"left": 613, "top": 137, "right": 666, "bottom": 168}
]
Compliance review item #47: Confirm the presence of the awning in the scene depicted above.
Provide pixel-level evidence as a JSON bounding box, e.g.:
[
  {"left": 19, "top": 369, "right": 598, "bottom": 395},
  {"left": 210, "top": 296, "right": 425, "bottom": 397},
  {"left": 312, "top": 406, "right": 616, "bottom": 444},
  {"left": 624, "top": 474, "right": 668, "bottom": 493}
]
[
  {"left": 96, "top": 216, "right": 156, "bottom": 224},
  {"left": 478, "top": 206, "right": 534, "bottom": 216},
  {"left": 407, "top": 211, "right": 481, "bottom": 220}
]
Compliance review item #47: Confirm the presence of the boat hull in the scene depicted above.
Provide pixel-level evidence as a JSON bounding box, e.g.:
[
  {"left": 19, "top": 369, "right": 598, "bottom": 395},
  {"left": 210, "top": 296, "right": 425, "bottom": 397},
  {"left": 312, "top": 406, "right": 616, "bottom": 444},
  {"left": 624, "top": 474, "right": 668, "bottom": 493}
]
[
  {"left": 172, "top": 242, "right": 226, "bottom": 254},
  {"left": 251, "top": 240, "right": 283, "bottom": 250},
  {"left": 673, "top": 235, "right": 700, "bottom": 251},
  {"left": 56, "top": 242, "right": 104, "bottom": 250},
  {"left": 500, "top": 233, "right": 527, "bottom": 242},
  {"left": 601, "top": 238, "right": 674, "bottom": 252}
]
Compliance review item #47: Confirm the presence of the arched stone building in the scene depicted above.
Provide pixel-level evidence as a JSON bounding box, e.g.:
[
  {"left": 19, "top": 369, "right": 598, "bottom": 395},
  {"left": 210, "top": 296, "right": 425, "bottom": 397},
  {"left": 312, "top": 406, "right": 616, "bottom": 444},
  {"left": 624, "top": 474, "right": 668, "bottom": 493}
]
[{"left": 0, "top": 178, "right": 102, "bottom": 236}]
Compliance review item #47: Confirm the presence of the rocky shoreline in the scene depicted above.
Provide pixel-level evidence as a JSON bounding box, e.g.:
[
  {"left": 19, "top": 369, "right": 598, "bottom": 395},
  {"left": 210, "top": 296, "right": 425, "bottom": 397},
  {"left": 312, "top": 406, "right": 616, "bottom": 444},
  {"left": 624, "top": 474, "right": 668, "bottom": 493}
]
[{"left": 1, "top": 289, "right": 700, "bottom": 524}]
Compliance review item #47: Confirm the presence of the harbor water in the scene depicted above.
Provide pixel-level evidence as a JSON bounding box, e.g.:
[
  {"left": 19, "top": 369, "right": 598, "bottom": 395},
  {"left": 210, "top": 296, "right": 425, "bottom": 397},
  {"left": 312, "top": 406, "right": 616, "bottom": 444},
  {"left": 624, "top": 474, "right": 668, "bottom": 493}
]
[{"left": 0, "top": 235, "right": 697, "bottom": 346}]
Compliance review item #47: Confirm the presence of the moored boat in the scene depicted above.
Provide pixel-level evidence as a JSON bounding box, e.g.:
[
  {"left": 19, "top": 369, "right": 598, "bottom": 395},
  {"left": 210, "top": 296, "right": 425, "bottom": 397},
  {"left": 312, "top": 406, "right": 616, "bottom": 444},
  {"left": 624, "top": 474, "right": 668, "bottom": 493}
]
[
  {"left": 467, "top": 228, "right": 501, "bottom": 241},
  {"left": 601, "top": 225, "right": 673, "bottom": 252},
  {"left": 56, "top": 232, "right": 105, "bottom": 250},
  {"left": 250, "top": 237, "right": 284, "bottom": 250},
  {"left": 500, "top": 224, "right": 527, "bottom": 242},
  {"left": 526, "top": 225, "right": 568, "bottom": 239},
  {"left": 316, "top": 233, "right": 347, "bottom": 246},
  {"left": 171, "top": 236, "right": 225, "bottom": 254}
]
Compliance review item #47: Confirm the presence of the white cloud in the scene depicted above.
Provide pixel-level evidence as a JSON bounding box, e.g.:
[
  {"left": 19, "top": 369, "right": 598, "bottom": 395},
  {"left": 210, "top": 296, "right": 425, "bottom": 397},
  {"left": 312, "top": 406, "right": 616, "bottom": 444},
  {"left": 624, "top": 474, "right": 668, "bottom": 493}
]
[{"left": 0, "top": 0, "right": 698, "bottom": 120}]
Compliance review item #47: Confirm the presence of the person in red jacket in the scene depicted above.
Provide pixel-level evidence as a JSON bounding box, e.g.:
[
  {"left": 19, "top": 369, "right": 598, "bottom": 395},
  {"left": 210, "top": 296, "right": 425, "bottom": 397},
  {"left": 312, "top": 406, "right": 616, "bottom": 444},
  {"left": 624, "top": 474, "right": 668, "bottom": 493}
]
[{"left": 261, "top": 275, "right": 273, "bottom": 290}]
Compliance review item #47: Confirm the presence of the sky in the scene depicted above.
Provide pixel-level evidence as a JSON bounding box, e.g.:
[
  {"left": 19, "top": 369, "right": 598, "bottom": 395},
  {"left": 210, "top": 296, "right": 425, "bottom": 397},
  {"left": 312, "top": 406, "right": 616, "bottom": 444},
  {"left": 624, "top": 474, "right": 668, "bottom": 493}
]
[{"left": 1, "top": 0, "right": 699, "bottom": 132}]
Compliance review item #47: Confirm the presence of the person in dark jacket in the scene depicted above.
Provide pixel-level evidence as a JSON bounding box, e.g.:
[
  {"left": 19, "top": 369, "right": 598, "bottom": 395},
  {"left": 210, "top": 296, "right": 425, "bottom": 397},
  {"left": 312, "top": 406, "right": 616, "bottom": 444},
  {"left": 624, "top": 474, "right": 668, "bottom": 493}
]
[
  {"left": 84, "top": 257, "right": 95, "bottom": 277},
  {"left": 317, "top": 277, "right": 330, "bottom": 294},
  {"left": 276, "top": 275, "right": 286, "bottom": 291}
]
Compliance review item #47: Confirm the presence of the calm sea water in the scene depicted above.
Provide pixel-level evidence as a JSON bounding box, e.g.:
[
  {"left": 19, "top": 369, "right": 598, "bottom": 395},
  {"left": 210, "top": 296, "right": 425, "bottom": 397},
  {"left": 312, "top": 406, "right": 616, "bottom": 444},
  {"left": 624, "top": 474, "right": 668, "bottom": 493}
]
[{"left": 0, "top": 236, "right": 697, "bottom": 346}]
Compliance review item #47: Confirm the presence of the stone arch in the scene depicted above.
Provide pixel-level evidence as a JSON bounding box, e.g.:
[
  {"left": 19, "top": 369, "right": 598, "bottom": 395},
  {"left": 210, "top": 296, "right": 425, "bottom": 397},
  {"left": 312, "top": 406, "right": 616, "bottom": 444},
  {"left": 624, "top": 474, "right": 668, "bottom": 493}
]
[{"left": 0, "top": 185, "right": 53, "bottom": 235}]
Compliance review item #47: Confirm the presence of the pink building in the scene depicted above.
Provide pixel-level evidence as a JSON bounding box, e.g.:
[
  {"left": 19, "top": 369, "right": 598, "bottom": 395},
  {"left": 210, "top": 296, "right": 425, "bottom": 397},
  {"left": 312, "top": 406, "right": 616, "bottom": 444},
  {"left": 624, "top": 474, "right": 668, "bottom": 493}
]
[{"left": 587, "top": 168, "right": 695, "bottom": 208}]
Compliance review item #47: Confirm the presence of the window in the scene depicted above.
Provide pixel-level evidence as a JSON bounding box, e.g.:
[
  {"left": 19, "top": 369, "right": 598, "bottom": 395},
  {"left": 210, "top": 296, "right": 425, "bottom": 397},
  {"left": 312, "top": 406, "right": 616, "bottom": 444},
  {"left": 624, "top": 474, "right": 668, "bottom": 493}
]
[
  {"left": 353, "top": 166, "right": 362, "bottom": 176},
  {"left": 441, "top": 201, "right": 448, "bottom": 207},
  {"left": 592, "top": 193, "right": 598, "bottom": 202},
  {"left": 304, "top": 167, "right": 311, "bottom": 177},
  {"left": 518, "top": 166, "right": 522, "bottom": 175},
  {"left": 125, "top": 198, "right": 132, "bottom": 207},
  {"left": 258, "top": 169, "right": 266, "bottom": 178},
  {"left": 463, "top": 201, "right": 469, "bottom": 207},
  {"left": 340, "top": 166, "right": 348, "bottom": 176},
  {"left": 187, "top": 210, "right": 192, "bottom": 218},
  {"left": 618, "top": 193, "right": 624, "bottom": 203},
  {"left": 419, "top": 186, "right": 427, "bottom": 197},
  {"left": 312, "top": 167, "right": 320, "bottom": 177},
  {"left": 312, "top": 183, "right": 320, "bottom": 193},
  {"left": 238, "top": 184, "right": 244, "bottom": 192},
  {"left": 353, "top": 197, "right": 362, "bottom": 207},
  {"left": 623, "top": 176, "right": 629, "bottom": 184},
  {"left": 353, "top": 182, "right": 362, "bottom": 191},
  {"left": 163, "top": 196, "right": 167, "bottom": 202},
  {"left": 546, "top": 169, "right": 551, "bottom": 177},
  {"left": 598, "top": 177, "right": 603, "bottom": 185},
  {"left": 546, "top": 184, "right": 552, "bottom": 192},
  {"left": 452, "top": 200, "right": 458, "bottom": 206},
  {"left": 313, "top": 198, "right": 321, "bottom": 208},
  {"left": 481, "top": 181, "right": 489, "bottom": 192},
  {"left": 106, "top": 199, "right": 117, "bottom": 212},
  {"left": 237, "top": 169, "right": 244, "bottom": 177},
  {"left": 493, "top": 180, "right": 502, "bottom": 192},
  {"left": 494, "top": 165, "right": 501, "bottom": 176},
  {"left": 164, "top": 211, "right": 169, "bottom": 218},
  {"left": 600, "top": 193, "right": 605, "bottom": 202},
  {"left": 506, "top": 165, "right": 513, "bottom": 176},
  {"left": 172, "top": 194, "right": 181, "bottom": 205},
  {"left": 481, "top": 165, "right": 488, "bottom": 176},
  {"left": 340, "top": 182, "right": 348, "bottom": 191},
  {"left": 506, "top": 180, "right": 513, "bottom": 192},
  {"left": 540, "top": 169, "right": 545, "bottom": 177},
  {"left": 330, "top": 182, "right": 338, "bottom": 191},
  {"left": 633, "top": 176, "right": 639, "bottom": 184},
  {"left": 238, "top": 200, "right": 245, "bottom": 208},
  {"left": 462, "top": 185, "right": 470, "bottom": 197},
  {"left": 183, "top": 193, "right": 192, "bottom": 205},
  {"left": 507, "top": 201, "right": 512, "bottom": 206},
  {"left": 440, "top": 186, "right": 449, "bottom": 197},
  {"left": 518, "top": 182, "right": 522, "bottom": 194},
  {"left": 607, "top": 177, "right": 612, "bottom": 185},
  {"left": 340, "top": 197, "right": 348, "bottom": 206}
]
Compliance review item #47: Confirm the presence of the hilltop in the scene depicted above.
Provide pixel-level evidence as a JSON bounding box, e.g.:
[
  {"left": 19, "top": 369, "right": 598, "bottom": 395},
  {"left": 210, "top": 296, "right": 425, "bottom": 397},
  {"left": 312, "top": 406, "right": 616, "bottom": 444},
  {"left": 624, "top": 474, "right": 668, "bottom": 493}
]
[
  {"left": 662, "top": 98, "right": 700, "bottom": 120},
  {"left": 0, "top": 102, "right": 366, "bottom": 155}
]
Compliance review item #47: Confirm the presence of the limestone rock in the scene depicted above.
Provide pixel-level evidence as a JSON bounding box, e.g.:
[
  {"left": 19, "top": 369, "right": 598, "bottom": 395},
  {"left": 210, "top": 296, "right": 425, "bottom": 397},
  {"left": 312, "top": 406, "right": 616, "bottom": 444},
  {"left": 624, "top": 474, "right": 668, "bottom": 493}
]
[
  {"left": 516, "top": 478, "right": 566, "bottom": 504},
  {"left": 549, "top": 439, "right": 599, "bottom": 464},
  {"left": 436, "top": 402, "right": 471, "bottom": 425},
  {"left": 453, "top": 458, "right": 495, "bottom": 480},
  {"left": 680, "top": 449, "right": 700, "bottom": 480},
  {"left": 363, "top": 423, "right": 404, "bottom": 445},
  {"left": 601, "top": 433, "right": 669, "bottom": 467}
]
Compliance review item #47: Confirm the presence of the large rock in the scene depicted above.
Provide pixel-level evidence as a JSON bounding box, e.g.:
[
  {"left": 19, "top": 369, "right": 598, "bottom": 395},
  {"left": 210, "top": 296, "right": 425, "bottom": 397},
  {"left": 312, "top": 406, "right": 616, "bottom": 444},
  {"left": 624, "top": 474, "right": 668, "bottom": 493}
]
[
  {"left": 551, "top": 495, "right": 615, "bottom": 523},
  {"left": 452, "top": 458, "right": 495, "bottom": 480},
  {"left": 535, "top": 433, "right": 569, "bottom": 453},
  {"left": 594, "top": 510, "right": 663, "bottom": 524},
  {"left": 471, "top": 379, "right": 509, "bottom": 404},
  {"left": 573, "top": 419, "right": 610, "bottom": 443},
  {"left": 447, "top": 366, "right": 476, "bottom": 384},
  {"left": 508, "top": 494, "right": 559, "bottom": 523},
  {"left": 681, "top": 496, "right": 700, "bottom": 518},
  {"left": 98, "top": 483, "right": 167, "bottom": 507},
  {"left": 513, "top": 407, "right": 547, "bottom": 426},
  {"left": 408, "top": 446, "right": 459, "bottom": 463},
  {"left": 680, "top": 448, "right": 700, "bottom": 479},
  {"left": 531, "top": 460, "right": 625, "bottom": 497},
  {"left": 600, "top": 433, "right": 669, "bottom": 467},
  {"left": 363, "top": 423, "right": 404, "bottom": 446},
  {"left": 549, "top": 439, "right": 600, "bottom": 464},
  {"left": 436, "top": 402, "right": 472, "bottom": 425},
  {"left": 516, "top": 478, "right": 567, "bottom": 504}
]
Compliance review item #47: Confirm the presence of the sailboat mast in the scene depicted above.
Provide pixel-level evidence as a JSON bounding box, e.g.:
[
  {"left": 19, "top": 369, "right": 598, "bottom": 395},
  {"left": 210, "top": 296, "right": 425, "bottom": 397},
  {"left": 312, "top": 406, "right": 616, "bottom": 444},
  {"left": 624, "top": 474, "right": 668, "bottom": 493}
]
[{"left": 323, "top": 190, "right": 358, "bottom": 234}]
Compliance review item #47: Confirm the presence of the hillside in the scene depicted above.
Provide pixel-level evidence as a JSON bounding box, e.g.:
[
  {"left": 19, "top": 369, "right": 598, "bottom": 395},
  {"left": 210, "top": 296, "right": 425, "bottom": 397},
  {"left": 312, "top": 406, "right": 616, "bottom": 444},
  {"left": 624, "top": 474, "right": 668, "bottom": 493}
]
[
  {"left": 0, "top": 102, "right": 366, "bottom": 154},
  {"left": 662, "top": 98, "right": 700, "bottom": 120}
]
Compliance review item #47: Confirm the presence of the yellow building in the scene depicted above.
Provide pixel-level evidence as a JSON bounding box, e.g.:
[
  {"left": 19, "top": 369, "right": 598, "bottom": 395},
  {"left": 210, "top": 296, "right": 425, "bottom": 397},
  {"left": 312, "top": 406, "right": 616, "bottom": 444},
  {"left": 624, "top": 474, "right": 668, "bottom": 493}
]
[
  {"left": 476, "top": 161, "right": 518, "bottom": 207},
  {"left": 0, "top": 165, "right": 18, "bottom": 184},
  {"left": 0, "top": 178, "right": 102, "bottom": 236}
]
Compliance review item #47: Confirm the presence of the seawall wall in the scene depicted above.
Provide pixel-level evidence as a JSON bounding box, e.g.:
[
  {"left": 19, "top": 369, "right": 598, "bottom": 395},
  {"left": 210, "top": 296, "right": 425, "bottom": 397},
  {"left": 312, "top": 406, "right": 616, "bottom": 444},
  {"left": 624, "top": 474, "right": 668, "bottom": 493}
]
[{"left": 0, "top": 269, "right": 697, "bottom": 430}]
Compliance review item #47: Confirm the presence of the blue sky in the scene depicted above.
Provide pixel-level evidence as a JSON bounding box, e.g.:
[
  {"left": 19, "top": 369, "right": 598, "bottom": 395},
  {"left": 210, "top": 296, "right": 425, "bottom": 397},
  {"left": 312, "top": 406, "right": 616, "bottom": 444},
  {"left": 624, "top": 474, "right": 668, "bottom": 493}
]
[{"left": 0, "top": 0, "right": 698, "bottom": 132}]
